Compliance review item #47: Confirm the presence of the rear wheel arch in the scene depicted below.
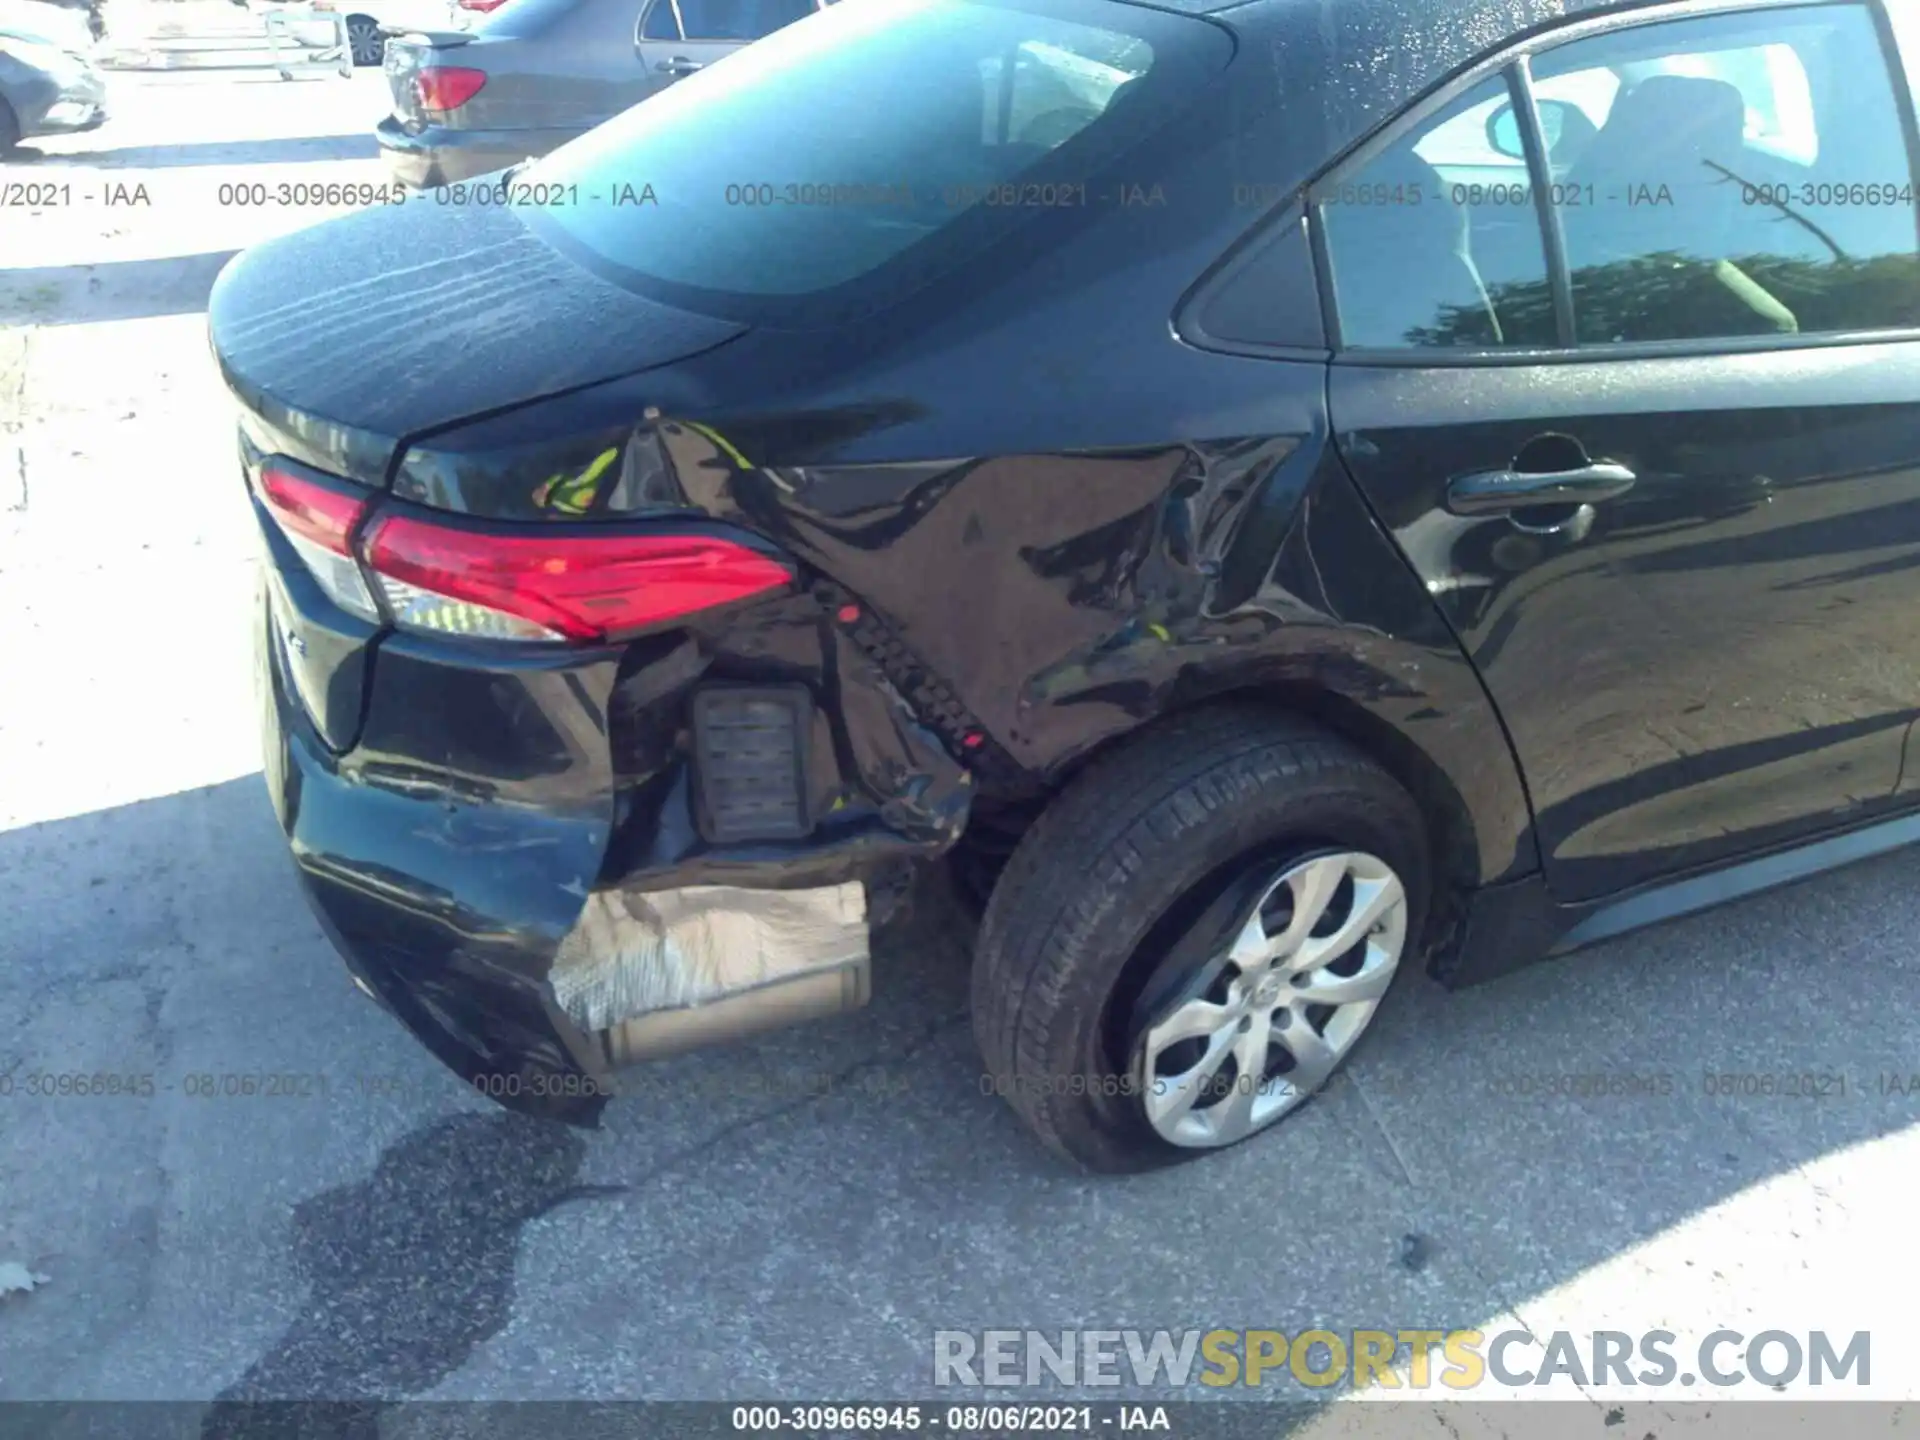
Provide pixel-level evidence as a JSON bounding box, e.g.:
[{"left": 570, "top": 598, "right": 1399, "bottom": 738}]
[
  {"left": 1113, "top": 688, "right": 1471, "bottom": 941},
  {"left": 1196, "top": 682, "right": 1478, "bottom": 897},
  {"left": 960, "top": 683, "right": 1485, "bottom": 958}
]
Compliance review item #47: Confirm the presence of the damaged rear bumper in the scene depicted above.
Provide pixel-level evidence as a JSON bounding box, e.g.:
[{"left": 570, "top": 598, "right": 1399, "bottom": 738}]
[{"left": 256, "top": 547, "right": 973, "bottom": 1125}]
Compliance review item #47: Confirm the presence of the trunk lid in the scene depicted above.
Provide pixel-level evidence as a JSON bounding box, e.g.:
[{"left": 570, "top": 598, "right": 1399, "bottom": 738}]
[{"left": 209, "top": 197, "right": 745, "bottom": 484}]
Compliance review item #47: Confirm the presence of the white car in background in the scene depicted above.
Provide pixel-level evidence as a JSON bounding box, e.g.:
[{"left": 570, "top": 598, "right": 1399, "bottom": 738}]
[
  {"left": 0, "top": 0, "right": 93, "bottom": 52},
  {"left": 247, "top": 0, "right": 466, "bottom": 67},
  {"left": 0, "top": 1, "right": 104, "bottom": 153}
]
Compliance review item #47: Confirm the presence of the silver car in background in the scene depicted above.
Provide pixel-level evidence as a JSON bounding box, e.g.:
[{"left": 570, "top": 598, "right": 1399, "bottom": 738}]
[
  {"left": 375, "top": 0, "right": 821, "bottom": 186},
  {"left": 0, "top": 0, "right": 104, "bottom": 155}
]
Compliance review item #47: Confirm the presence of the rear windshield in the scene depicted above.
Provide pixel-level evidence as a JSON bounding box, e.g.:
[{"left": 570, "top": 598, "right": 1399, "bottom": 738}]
[
  {"left": 473, "top": 0, "right": 581, "bottom": 40},
  {"left": 512, "top": 0, "right": 1228, "bottom": 323}
]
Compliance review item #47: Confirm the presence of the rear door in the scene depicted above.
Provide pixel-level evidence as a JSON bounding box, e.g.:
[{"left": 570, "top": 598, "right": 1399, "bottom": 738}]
[
  {"left": 1321, "top": 0, "right": 1920, "bottom": 903},
  {"left": 632, "top": 0, "right": 818, "bottom": 93}
]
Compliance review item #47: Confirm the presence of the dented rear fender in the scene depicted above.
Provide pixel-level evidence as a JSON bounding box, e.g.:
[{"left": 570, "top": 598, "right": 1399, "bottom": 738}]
[{"left": 260, "top": 564, "right": 974, "bottom": 1125}]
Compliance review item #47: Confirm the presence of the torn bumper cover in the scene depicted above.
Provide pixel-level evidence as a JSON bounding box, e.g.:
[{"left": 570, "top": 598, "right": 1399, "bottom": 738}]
[
  {"left": 256, "top": 546, "right": 972, "bottom": 1125},
  {"left": 553, "top": 883, "right": 870, "bottom": 1063}
]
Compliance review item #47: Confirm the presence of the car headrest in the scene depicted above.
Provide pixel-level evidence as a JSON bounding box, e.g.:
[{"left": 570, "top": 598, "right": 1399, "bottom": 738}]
[{"left": 1580, "top": 74, "right": 1747, "bottom": 170}]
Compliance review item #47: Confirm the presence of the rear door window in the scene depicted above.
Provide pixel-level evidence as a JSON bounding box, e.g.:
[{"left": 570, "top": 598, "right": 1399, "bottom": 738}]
[
  {"left": 747, "top": 0, "right": 818, "bottom": 36},
  {"left": 638, "top": 0, "right": 679, "bottom": 38},
  {"left": 675, "top": 0, "right": 805, "bottom": 40},
  {"left": 1315, "top": 1, "right": 1920, "bottom": 351},
  {"left": 1535, "top": 4, "right": 1920, "bottom": 343}
]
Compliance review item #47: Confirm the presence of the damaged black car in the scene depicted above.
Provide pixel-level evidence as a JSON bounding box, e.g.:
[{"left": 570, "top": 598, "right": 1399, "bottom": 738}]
[{"left": 214, "top": 0, "right": 1920, "bottom": 1170}]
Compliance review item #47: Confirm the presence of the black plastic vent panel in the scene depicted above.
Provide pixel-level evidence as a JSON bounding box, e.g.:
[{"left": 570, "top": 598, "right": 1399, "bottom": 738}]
[{"left": 691, "top": 685, "right": 813, "bottom": 843}]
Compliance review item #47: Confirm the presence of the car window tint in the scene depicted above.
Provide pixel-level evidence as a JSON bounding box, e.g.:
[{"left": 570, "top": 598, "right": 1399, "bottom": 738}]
[
  {"left": 749, "top": 0, "right": 815, "bottom": 34},
  {"left": 1318, "top": 75, "right": 1558, "bottom": 348},
  {"left": 1536, "top": 4, "right": 1920, "bottom": 343},
  {"left": 977, "top": 35, "right": 1153, "bottom": 145},
  {"left": 516, "top": 0, "right": 1223, "bottom": 312},
  {"left": 638, "top": 0, "right": 678, "bottom": 39},
  {"left": 676, "top": 0, "right": 808, "bottom": 40},
  {"left": 671, "top": 0, "right": 736, "bottom": 38}
]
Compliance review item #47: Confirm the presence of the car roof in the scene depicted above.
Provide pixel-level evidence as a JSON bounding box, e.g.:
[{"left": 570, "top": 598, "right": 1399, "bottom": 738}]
[
  {"left": 1188, "top": 0, "right": 1657, "bottom": 22},
  {"left": 1127, "top": 0, "right": 1676, "bottom": 177}
]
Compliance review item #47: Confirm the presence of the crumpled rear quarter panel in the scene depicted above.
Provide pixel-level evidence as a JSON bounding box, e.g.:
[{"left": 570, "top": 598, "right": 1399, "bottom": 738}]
[{"left": 261, "top": 567, "right": 973, "bottom": 1124}]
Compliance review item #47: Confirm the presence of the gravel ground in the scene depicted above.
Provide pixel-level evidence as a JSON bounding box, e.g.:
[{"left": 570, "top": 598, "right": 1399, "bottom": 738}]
[{"left": 2, "top": 67, "right": 1918, "bottom": 1433}]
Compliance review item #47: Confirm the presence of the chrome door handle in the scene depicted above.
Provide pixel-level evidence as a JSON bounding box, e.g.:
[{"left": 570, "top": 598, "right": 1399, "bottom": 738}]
[
  {"left": 1446, "top": 461, "right": 1637, "bottom": 516},
  {"left": 656, "top": 56, "right": 702, "bottom": 72}
]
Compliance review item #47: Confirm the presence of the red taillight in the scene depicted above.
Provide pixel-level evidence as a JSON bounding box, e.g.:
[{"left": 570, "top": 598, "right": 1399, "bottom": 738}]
[
  {"left": 415, "top": 66, "right": 488, "bottom": 111},
  {"left": 363, "top": 516, "right": 793, "bottom": 643},
  {"left": 258, "top": 463, "right": 367, "bottom": 556},
  {"left": 257, "top": 462, "right": 381, "bottom": 620},
  {"left": 254, "top": 453, "right": 786, "bottom": 642},
  {"left": 457, "top": 0, "right": 508, "bottom": 11}
]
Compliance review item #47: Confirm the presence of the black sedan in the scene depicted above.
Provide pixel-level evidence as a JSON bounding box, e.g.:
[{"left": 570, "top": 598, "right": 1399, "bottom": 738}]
[{"left": 213, "top": 0, "right": 1920, "bottom": 1171}]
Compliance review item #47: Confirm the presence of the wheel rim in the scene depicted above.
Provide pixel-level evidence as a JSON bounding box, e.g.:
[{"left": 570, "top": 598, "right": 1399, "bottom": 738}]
[
  {"left": 348, "top": 18, "right": 381, "bottom": 63},
  {"left": 1136, "top": 850, "right": 1407, "bottom": 1148}
]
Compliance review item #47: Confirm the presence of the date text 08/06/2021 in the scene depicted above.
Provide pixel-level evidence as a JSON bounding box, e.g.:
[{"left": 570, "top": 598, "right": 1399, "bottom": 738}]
[{"left": 728, "top": 1405, "right": 1170, "bottom": 1434}]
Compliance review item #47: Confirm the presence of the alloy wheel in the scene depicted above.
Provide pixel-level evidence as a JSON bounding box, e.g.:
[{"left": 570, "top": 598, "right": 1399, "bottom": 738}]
[
  {"left": 347, "top": 17, "right": 383, "bottom": 65},
  {"left": 1137, "top": 850, "right": 1407, "bottom": 1148}
]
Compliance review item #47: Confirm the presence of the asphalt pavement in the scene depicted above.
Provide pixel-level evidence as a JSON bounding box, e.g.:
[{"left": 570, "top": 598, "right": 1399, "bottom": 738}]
[{"left": 1, "top": 65, "right": 1917, "bottom": 1431}]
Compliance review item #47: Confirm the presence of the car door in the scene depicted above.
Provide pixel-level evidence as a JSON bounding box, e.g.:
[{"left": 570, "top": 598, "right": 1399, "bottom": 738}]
[
  {"left": 632, "top": 0, "right": 817, "bottom": 94},
  {"left": 1320, "top": 0, "right": 1920, "bottom": 903}
]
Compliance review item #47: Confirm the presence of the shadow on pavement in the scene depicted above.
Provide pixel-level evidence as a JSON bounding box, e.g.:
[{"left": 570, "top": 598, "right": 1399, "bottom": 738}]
[
  {"left": 0, "top": 774, "right": 1917, "bottom": 1403},
  {"left": 10, "top": 135, "right": 378, "bottom": 168},
  {"left": 198, "top": 1112, "right": 627, "bottom": 1437},
  {"left": 0, "top": 251, "right": 240, "bottom": 325}
]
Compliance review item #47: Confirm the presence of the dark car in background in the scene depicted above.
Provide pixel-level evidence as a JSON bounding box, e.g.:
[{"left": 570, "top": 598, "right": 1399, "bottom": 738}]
[
  {"left": 376, "top": 0, "right": 824, "bottom": 186},
  {"left": 217, "top": 0, "right": 1920, "bottom": 1172}
]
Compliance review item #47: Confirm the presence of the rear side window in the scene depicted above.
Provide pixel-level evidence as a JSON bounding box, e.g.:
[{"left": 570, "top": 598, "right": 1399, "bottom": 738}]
[
  {"left": 1317, "top": 1, "right": 1920, "bottom": 350},
  {"left": 639, "top": 0, "right": 679, "bottom": 38},
  {"left": 676, "top": 0, "right": 812, "bottom": 40},
  {"left": 513, "top": 0, "right": 1226, "bottom": 320}
]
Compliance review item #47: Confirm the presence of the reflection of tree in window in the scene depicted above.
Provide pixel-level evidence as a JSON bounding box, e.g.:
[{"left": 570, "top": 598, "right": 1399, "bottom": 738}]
[{"left": 1403, "top": 251, "right": 1920, "bottom": 346}]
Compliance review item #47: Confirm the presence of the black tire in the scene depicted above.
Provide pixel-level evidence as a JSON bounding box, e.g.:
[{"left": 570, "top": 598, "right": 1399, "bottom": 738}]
[{"left": 972, "top": 705, "right": 1429, "bottom": 1173}]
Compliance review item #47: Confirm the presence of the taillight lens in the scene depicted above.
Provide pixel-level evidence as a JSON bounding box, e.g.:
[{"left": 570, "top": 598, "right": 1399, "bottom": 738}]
[
  {"left": 257, "top": 463, "right": 380, "bottom": 621},
  {"left": 363, "top": 517, "right": 793, "bottom": 642},
  {"left": 256, "top": 456, "right": 789, "bottom": 642},
  {"left": 457, "top": 0, "right": 507, "bottom": 11},
  {"left": 415, "top": 66, "right": 487, "bottom": 110}
]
